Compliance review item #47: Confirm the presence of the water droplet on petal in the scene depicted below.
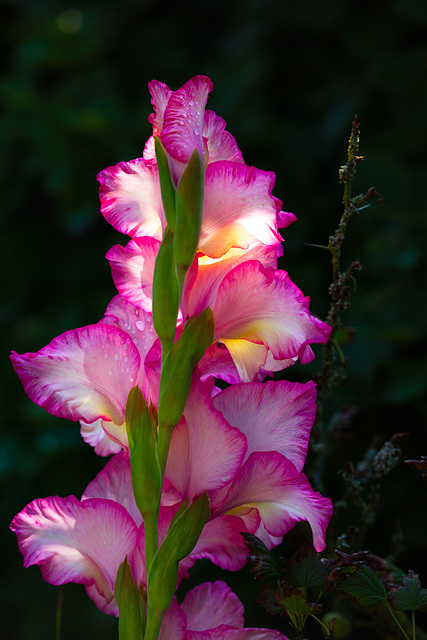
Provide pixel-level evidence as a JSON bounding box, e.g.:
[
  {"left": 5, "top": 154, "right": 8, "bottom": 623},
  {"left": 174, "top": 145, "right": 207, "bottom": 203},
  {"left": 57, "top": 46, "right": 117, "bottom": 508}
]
[
  {"left": 113, "top": 353, "right": 119, "bottom": 361},
  {"left": 189, "top": 99, "right": 194, "bottom": 106},
  {"left": 103, "top": 353, "right": 108, "bottom": 360},
  {"left": 136, "top": 320, "right": 145, "bottom": 331}
]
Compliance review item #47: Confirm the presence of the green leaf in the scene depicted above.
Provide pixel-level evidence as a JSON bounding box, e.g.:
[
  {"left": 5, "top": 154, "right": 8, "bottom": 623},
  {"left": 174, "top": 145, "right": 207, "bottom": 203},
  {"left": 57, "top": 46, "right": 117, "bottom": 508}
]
[
  {"left": 157, "top": 307, "right": 214, "bottom": 430},
  {"left": 174, "top": 147, "right": 204, "bottom": 288},
  {"left": 341, "top": 564, "right": 387, "bottom": 606},
  {"left": 279, "top": 593, "right": 317, "bottom": 632},
  {"left": 154, "top": 136, "right": 176, "bottom": 232},
  {"left": 152, "top": 227, "right": 180, "bottom": 346},
  {"left": 114, "top": 557, "right": 145, "bottom": 640},
  {"left": 288, "top": 554, "right": 329, "bottom": 591},
  {"left": 125, "top": 386, "right": 161, "bottom": 516},
  {"left": 391, "top": 571, "right": 427, "bottom": 612},
  {"left": 147, "top": 494, "right": 210, "bottom": 615},
  {"left": 241, "top": 532, "right": 281, "bottom": 583}
]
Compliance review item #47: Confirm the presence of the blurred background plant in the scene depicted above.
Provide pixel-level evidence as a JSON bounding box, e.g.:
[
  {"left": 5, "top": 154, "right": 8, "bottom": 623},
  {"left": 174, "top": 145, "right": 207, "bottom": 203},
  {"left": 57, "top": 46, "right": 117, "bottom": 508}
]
[{"left": 1, "top": 0, "right": 426, "bottom": 638}]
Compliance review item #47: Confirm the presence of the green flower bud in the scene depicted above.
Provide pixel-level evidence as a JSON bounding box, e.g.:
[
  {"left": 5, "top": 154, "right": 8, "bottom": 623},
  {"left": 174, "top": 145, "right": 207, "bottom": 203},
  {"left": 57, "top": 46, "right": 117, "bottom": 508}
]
[
  {"left": 125, "top": 386, "right": 161, "bottom": 517},
  {"left": 114, "top": 557, "right": 145, "bottom": 640}
]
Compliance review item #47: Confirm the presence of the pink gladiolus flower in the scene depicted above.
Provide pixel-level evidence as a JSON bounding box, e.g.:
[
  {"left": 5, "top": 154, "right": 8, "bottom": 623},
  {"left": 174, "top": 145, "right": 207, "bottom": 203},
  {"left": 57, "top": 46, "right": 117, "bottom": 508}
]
[
  {"left": 98, "top": 75, "right": 294, "bottom": 261},
  {"left": 106, "top": 236, "right": 331, "bottom": 382},
  {"left": 11, "top": 296, "right": 160, "bottom": 455},
  {"left": 160, "top": 582, "right": 288, "bottom": 639},
  {"left": 165, "top": 375, "right": 332, "bottom": 553},
  {"left": 10, "top": 452, "right": 252, "bottom": 615},
  {"left": 10, "top": 453, "right": 146, "bottom": 616}
]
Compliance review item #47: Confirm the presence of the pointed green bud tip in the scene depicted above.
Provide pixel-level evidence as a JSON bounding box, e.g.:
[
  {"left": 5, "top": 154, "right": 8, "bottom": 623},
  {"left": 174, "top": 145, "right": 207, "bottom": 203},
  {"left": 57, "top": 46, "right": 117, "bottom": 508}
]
[
  {"left": 154, "top": 136, "right": 176, "bottom": 232},
  {"left": 174, "top": 147, "right": 204, "bottom": 271},
  {"left": 114, "top": 557, "right": 145, "bottom": 640}
]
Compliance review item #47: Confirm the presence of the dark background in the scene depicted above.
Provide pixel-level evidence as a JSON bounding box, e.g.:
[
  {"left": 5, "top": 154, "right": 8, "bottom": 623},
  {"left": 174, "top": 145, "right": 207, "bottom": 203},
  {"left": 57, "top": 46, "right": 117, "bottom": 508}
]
[{"left": 1, "top": 0, "right": 426, "bottom": 637}]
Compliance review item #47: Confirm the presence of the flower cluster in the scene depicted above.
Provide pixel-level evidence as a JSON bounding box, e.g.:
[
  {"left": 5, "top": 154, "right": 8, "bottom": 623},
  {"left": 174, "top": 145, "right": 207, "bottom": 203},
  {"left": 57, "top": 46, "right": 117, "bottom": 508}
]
[{"left": 11, "top": 76, "right": 332, "bottom": 639}]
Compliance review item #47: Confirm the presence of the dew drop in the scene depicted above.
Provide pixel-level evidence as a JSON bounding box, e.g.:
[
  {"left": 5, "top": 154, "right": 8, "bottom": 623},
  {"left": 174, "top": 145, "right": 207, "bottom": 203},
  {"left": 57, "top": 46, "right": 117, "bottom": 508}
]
[
  {"left": 134, "top": 309, "right": 139, "bottom": 317},
  {"left": 91, "top": 357, "right": 97, "bottom": 364},
  {"left": 113, "top": 353, "right": 119, "bottom": 361},
  {"left": 103, "top": 353, "right": 108, "bottom": 360},
  {"left": 136, "top": 320, "right": 145, "bottom": 332},
  {"left": 189, "top": 99, "right": 194, "bottom": 106},
  {"left": 180, "top": 120, "right": 184, "bottom": 125},
  {"left": 108, "top": 370, "right": 113, "bottom": 376},
  {"left": 194, "top": 128, "right": 200, "bottom": 136}
]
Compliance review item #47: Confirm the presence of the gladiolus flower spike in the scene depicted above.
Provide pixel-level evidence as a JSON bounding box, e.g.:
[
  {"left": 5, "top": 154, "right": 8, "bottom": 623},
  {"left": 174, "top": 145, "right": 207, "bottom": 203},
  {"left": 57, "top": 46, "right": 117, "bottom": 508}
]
[{"left": 10, "top": 74, "right": 332, "bottom": 640}]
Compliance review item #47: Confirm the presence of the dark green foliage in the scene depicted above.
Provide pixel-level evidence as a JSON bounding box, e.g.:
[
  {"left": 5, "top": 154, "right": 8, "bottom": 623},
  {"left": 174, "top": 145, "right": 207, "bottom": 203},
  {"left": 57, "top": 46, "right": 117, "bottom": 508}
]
[
  {"left": 390, "top": 571, "right": 427, "bottom": 613},
  {"left": 242, "top": 532, "right": 281, "bottom": 584}
]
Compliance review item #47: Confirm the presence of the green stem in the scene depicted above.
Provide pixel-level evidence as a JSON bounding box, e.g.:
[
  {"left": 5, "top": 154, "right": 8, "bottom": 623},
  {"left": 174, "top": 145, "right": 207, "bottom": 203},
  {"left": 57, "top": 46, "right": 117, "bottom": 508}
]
[
  {"left": 385, "top": 601, "right": 411, "bottom": 640},
  {"left": 156, "top": 422, "right": 174, "bottom": 479},
  {"left": 412, "top": 609, "right": 416, "bottom": 640},
  {"left": 312, "top": 614, "right": 331, "bottom": 637},
  {"left": 144, "top": 607, "right": 164, "bottom": 640},
  {"left": 143, "top": 510, "right": 159, "bottom": 575}
]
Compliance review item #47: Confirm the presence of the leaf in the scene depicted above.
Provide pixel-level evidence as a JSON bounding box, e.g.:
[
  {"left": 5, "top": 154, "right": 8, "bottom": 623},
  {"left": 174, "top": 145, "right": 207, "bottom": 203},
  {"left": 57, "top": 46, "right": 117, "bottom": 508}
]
[
  {"left": 279, "top": 593, "right": 320, "bottom": 632},
  {"left": 147, "top": 494, "right": 210, "bottom": 615},
  {"left": 391, "top": 571, "right": 427, "bottom": 612},
  {"left": 287, "top": 553, "right": 329, "bottom": 591},
  {"left": 242, "top": 532, "right": 281, "bottom": 584},
  {"left": 340, "top": 564, "right": 387, "bottom": 606}
]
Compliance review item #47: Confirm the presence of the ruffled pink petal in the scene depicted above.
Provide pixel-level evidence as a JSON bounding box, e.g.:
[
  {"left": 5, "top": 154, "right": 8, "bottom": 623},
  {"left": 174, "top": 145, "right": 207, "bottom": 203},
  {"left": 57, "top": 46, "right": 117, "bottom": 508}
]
[
  {"left": 159, "top": 598, "right": 187, "bottom": 640},
  {"left": 250, "top": 521, "right": 283, "bottom": 550},
  {"left": 203, "top": 110, "right": 243, "bottom": 164},
  {"left": 182, "top": 581, "right": 244, "bottom": 631},
  {"left": 106, "top": 237, "right": 160, "bottom": 312},
  {"left": 211, "top": 261, "right": 331, "bottom": 378},
  {"left": 166, "top": 376, "right": 247, "bottom": 500},
  {"left": 97, "top": 158, "right": 165, "bottom": 239},
  {"left": 161, "top": 75, "right": 213, "bottom": 166},
  {"left": 80, "top": 418, "right": 123, "bottom": 456},
  {"left": 148, "top": 79, "right": 173, "bottom": 135},
  {"left": 212, "top": 380, "right": 316, "bottom": 471},
  {"left": 219, "top": 340, "right": 269, "bottom": 383},
  {"left": 190, "top": 513, "right": 257, "bottom": 571},
  {"left": 278, "top": 210, "right": 297, "bottom": 228},
  {"left": 101, "top": 295, "right": 159, "bottom": 405},
  {"left": 11, "top": 323, "right": 141, "bottom": 426},
  {"left": 10, "top": 495, "right": 141, "bottom": 615},
  {"left": 82, "top": 451, "right": 143, "bottom": 528},
  {"left": 211, "top": 452, "right": 332, "bottom": 552},
  {"left": 198, "top": 343, "right": 241, "bottom": 385},
  {"left": 200, "top": 162, "right": 282, "bottom": 259},
  {"left": 182, "top": 243, "right": 279, "bottom": 321}
]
